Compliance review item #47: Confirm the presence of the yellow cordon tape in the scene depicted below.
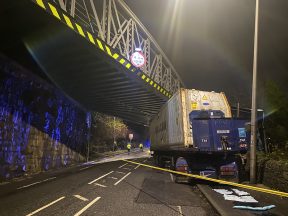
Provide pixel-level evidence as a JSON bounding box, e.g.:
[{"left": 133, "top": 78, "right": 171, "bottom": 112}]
[{"left": 122, "top": 159, "right": 288, "bottom": 198}]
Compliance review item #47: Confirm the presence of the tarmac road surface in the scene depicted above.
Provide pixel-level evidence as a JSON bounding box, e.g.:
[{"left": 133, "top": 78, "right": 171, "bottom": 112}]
[{"left": 0, "top": 150, "right": 217, "bottom": 216}]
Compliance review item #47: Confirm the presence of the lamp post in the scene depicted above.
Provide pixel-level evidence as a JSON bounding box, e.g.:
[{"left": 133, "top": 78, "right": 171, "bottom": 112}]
[{"left": 250, "top": 0, "right": 260, "bottom": 184}]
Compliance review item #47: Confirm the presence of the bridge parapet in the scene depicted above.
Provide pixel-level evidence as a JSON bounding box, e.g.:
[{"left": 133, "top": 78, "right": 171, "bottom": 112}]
[{"left": 53, "top": 0, "right": 183, "bottom": 94}]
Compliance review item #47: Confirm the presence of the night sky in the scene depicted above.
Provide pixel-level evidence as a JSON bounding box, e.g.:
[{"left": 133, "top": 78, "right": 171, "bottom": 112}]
[{"left": 125, "top": 0, "right": 288, "bottom": 107}]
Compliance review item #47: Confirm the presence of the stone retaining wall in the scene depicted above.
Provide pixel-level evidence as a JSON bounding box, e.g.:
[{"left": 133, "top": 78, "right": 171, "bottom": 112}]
[{"left": 0, "top": 55, "right": 88, "bottom": 180}]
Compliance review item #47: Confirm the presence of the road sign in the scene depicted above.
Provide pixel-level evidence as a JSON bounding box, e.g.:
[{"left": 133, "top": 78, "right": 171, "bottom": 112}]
[{"left": 130, "top": 48, "right": 146, "bottom": 68}]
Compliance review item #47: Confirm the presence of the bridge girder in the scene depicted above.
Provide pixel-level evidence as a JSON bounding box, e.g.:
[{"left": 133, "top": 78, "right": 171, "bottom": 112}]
[
  {"left": 1, "top": 0, "right": 184, "bottom": 125},
  {"left": 55, "top": 0, "right": 183, "bottom": 94}
]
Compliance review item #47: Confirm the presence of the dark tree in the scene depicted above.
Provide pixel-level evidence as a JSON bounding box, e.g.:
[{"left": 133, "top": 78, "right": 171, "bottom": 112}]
[{"left": 264, "top": 81, "right": 288, "bottom": 150}]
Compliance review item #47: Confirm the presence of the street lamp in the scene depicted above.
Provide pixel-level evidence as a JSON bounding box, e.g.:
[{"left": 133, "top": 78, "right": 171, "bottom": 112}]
[{"left": 250, "top": 0, "right": 260, "bottom": 184}]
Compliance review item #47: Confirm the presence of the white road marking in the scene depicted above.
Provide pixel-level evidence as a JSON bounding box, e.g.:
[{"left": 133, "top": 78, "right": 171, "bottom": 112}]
[
  {"left": 0, "top": 182, "right": 10, "bottom": 186},
  {"left": 126, "top": 164, "right": 134, "bottom": 167},
  {"left": 80, "top": 166, "right": 92, "bottom": 171},
  {"left": 14, "top": 178, "right": 25, "bottom": 182},
  {"left": 26, "top": 196, "right": 65, "bottom": 216},
  {"left": 17, "top": 177, "right": 56, "bottom": 189},
  {"left": 170, "top": 173, "right": 174, "bottom": 182},
  {"left": 134, "top": 164, "right": 141, "bottom": 170},
  {"left": 108, "top": 177, "right": 118, "bottom": 180},
  {"left": 114, "top": 172, "right": 131, "bottom": 185},
  {"left": 94, "top": 183, "right": 107, "bottom": 188},
  {"left": 74, "top": 197, "right": 101, "bottom": 216},
  {"left": 177, "top": 206, "right": 183, "bottom": 215},
  {"left": 143, "top": 159, "right": 147, "bottom": 163},
  {"left": 88, "top": 171, "right": 114, "bottom": 185},
  {"left": 118, "top": 163, "right": 128, "bottom": 168},
  {"left": 116, "top": 171, "right": 125, "bottom": 174},
  {"left": 73, "top": 195, "right": 89, "bottom": 201},
  {"left": 122, "top": 167, "right": 131, "bottom": 170}
]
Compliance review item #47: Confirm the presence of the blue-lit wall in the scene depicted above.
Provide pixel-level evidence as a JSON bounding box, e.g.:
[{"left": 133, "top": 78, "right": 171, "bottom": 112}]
[{"left": 0, "top": 56, "right": 89, "bottom": 179}]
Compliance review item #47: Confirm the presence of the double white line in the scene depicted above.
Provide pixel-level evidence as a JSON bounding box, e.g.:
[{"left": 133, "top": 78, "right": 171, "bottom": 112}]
[
  {"left": 17, "top": 177, "right": 56, "bottom": 190},
  {"left": 26, "top": 196, "right": 101, "bottom": 216},
  {"left": 88, "top": 170, "right": 131, "bottom": 186},
  {"left": 74, "top": 197, "right": 101, "bottom": 216},
  {"left": 114, "top": 172, "right": 131, "bottom": 186},
  {"left": 26, "top": 196, "right": 65, "bottom": 216},
  {"left": 88, "top": 171, "right": 114, "bottom": 185}
]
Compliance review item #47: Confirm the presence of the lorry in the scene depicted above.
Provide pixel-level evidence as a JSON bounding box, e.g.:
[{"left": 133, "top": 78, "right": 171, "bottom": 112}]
[{"left": 150, "top": 89, "right": 250, "bottom": 182}]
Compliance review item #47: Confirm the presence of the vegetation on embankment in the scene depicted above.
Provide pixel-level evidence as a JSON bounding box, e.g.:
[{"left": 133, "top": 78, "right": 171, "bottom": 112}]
[{"left": 257, "top": 152, "right": 288, "bottom": 193}]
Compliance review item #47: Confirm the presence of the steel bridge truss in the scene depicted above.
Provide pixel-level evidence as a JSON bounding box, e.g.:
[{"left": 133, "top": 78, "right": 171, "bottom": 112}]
[{"left": 53, "top": 0, "right": 182, "bottom": 93}]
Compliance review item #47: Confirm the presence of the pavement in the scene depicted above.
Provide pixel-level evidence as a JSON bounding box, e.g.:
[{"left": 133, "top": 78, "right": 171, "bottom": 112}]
[{"left": 197, "top": 181, "right": 288, "bottom": 216}]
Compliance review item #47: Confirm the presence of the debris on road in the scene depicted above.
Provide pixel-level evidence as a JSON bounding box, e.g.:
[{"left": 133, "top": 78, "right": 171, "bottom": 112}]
[
  {"left": 232, "top": 189, "right": 250, "bottom": 196},
  {"left": 213, "top": 188, "right": 258, "bottom": 203},
  {"left": 224, "top": 194, "right": 258, "bottom": 203},
  {"left": 233, "top": 205, "right": 276, "bottom": 211},
  {"left": 212, "top": 189, "right": 233, "bottom": 195}
]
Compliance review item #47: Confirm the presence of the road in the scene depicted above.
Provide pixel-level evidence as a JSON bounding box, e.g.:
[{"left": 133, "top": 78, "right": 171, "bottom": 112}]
[{"left": 0, "top": 150, "right": 217, "bottom": 216}]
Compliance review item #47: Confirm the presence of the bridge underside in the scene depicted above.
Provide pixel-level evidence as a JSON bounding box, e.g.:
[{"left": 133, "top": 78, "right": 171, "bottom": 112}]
[{"left": 1, "top": 1, "right": 168, "bottom": 125}]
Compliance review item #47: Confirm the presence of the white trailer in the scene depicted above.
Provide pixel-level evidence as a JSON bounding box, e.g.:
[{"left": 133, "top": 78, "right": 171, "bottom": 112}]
[{"left": 150, "top": 88, "right": 249, "bottom": 182}]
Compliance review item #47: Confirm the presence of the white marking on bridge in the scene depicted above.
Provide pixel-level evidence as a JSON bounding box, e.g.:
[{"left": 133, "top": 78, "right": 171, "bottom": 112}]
[
  {"left": 94, "top": 183, "right": 107, "bottom": 188},
  {"left": 134, "top": 164, "right": 141, "bottom": 170},
  {"left": 118, "top": 163, "right": 128, "bottom": 168},
  {"left": 88, "top": 171, "right": 114, "bottom": 184},
  {"left": 26, "top": 196, "right": 65, "bottom": 216},
  {"left": 114, "top": 172, "right": 131, "bottom": 185},
  {"left": 73, "top": 195, "right": 89, "bottom": 201},
  {"left": 73, "top": 197, "right": 101, "bottom": 216},
  {"left": 17, "top": 177, "right": 56, "bottom": 189}
]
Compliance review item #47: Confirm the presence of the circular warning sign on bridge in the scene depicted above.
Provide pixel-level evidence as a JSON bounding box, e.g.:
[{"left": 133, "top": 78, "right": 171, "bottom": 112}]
[{"left": 130, "top": 50, "right": 146, "bottom": 68}]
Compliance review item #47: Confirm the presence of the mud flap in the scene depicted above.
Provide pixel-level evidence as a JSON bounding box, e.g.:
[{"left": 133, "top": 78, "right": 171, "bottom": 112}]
[
  {"left": 219, "top": 162, "right": 239, "bottom": 182},
  {"left": 174, "top": 157, "right": 190, "bottom": 183}
]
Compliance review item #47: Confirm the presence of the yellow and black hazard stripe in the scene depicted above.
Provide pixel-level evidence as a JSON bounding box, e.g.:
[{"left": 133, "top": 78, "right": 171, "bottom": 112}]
[{"left": 32, "top": 0, "right": 173, "bottom": 99}]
